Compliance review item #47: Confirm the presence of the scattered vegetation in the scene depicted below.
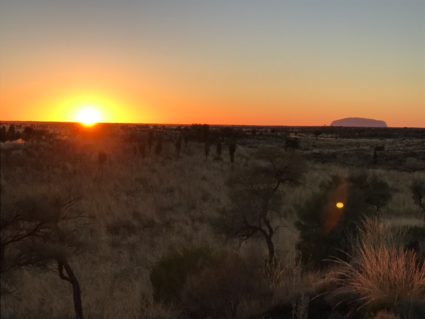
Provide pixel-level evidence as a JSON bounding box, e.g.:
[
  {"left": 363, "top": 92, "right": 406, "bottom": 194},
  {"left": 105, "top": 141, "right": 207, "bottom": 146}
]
[{"left": 0, "top": 121, "right": 424, "bottom": 319}]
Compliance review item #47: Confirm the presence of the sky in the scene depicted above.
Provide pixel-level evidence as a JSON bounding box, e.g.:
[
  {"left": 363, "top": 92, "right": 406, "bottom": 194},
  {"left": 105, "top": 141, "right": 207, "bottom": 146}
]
[{"left": 0, "top": 0, "right": 424, "bottom": 127}]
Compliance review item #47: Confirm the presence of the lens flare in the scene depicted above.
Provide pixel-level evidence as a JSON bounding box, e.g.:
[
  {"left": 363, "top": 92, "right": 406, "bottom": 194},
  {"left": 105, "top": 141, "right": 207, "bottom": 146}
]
[{"left": 336, "top": 202, "right": 344, "bottom": 209}]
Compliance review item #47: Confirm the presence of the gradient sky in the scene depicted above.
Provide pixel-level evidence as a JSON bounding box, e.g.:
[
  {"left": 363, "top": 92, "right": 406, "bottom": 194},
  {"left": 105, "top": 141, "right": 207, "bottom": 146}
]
[{"left": 0, "top": 1, "right": 424, "bottom": 127}]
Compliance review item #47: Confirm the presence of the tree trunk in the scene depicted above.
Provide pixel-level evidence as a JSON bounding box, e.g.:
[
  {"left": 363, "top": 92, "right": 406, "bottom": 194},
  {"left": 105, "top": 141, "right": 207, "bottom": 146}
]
[
  {"left": 58, "top": 259, "right": 83, "bottom": 319},
  {"left": 265, "top": 236, "right": 275, "bottom": 265}
]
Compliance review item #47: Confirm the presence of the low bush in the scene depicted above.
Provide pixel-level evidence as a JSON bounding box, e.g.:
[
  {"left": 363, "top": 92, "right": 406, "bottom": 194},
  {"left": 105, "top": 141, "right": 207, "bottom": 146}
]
[{"left": 149, "top": 245, "right": 215, "bottom": 305}]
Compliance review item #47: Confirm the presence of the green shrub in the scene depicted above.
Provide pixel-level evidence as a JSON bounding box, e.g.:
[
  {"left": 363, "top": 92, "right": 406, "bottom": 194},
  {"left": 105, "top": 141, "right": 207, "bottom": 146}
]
[{"left": 149, "top": 245, "right": 215, "bottom": 305}]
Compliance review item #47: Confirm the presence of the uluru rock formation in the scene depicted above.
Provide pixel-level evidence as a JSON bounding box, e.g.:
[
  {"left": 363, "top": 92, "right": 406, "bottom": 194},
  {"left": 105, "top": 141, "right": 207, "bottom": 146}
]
[{"left": 330, "top": 117, "right": 388, "bottom": 127}]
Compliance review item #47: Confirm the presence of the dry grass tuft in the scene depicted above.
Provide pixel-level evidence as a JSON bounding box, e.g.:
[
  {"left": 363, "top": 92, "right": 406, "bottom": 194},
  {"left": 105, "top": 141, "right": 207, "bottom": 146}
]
[{"left": 331, "top": 217, "right": 425, "bottom": 312}]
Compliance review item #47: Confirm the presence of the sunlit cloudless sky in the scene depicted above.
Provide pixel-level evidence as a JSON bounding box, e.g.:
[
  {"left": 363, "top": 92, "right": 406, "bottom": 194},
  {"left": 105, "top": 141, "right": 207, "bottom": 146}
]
[{"left": 0, "top": 0, "right": 424, "bottom": 126}]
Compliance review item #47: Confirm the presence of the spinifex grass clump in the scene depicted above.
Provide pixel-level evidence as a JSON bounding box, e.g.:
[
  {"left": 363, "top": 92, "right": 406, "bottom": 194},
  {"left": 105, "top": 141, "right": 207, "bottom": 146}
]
[{"left": 332, "top": 218, "right": 425, "bottom": 312}]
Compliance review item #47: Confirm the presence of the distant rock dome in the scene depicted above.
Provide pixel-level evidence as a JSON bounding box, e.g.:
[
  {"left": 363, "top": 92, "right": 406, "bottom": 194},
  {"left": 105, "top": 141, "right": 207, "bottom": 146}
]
[{"left": 330, "top": 117, "right": 388, "bottom": 127}]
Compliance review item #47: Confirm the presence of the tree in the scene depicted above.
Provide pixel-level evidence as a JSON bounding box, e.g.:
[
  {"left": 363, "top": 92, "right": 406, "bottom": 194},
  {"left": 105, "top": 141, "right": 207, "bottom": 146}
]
[
  {"left": 175, "top": 137, "right": 182, "bottom": 156},
  {"left": 148, "top": 130, "right": 154, "bottom": 152},
  {"left": 228, "top": 142, "right": 236, "bottom": 164},
  {"left": 284, "top": 137, "right": 300, "bottom": 150},
  {"left": 155, "top": 136, "right": 163, "bottom": 156},
  {"left": 214, "top": 148, "right": 305, "bottom": 264},
  {"left": 216, "top": 140, "right": 222, "bottom": 158},
  {"left": 0, "top": 126, "right": 7, "bottom": 142},
  {"left": 411, "top": 179, "right": 425, "bottom": 217},
  {"left": 98, "top": 151, "right": 107, "bottom": 175},
  {"left": 6, "top": 125, "right": 16, "bottom": 141},
  {"left": 204, "top": 142, "right": 210, "bottom": 159},
  {"left": 23, "top": 126, "right": 34, "bottom": 142},
  {"left": 1, "top": 191, "right": 87, "bottom": 319},
  {"left": 139, "top": 142, "right": 146, "bottom": 160}
]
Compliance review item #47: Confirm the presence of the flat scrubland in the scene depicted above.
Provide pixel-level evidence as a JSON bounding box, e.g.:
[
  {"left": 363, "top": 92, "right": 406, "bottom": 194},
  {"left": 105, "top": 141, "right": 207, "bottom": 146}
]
[{"left": 1, "top": 123, "right": 425, "bottom": 319}]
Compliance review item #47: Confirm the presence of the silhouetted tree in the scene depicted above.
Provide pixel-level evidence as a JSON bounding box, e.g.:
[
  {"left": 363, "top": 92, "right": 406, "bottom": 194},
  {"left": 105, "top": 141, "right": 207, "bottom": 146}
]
[
  {"left": 6, "top": 125, "right": 16, "bottom": 141},
  {"left": 284, "top": 137, "right": 299, "bottom": 150},
  {"left": 175, "top": 137, "right": 182, "bottom": 156},
  {"left": 0, "top": 126, "right": 7, "bottom": 142},
  {"left": 98, "top": 151, "right": 107, "bottom": 175},
  {"left": 139, "top": 142, "right": 146, "bottom": 160},
  {"left": 205, "top": 142, "right": 210, "bottom": 159},
  {"left": 155, "top": 136, "right": 163, "bottom": 156},
  {"left": 214, "top": 148, "right": 305, "bottom": 264},
  {"left": 313, "top": 130, "right": 322, "bottom": 139},
  {"left": 202, "top": 124, "right": 210, "bottom": 143},
  {"left": 148, "top": 131, "right": 154, "bottom": 152},
  {"left": 229, "top": 142, "right": 236, "bottom": 164},
  {"left": 184, "top": 134, "right": 189, "bottom": 149},
  {"left": 23, "top": 126, "right": 34, "bottom": 142},
  {"left": 216, "top": 140, "right": 222, "bottom": 158}
]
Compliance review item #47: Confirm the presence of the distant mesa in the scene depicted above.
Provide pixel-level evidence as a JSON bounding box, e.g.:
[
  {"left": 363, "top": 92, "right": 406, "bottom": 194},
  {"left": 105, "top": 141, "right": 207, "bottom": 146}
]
[{"left": 330, "top": 117, "right": 388, "bottom": 127}]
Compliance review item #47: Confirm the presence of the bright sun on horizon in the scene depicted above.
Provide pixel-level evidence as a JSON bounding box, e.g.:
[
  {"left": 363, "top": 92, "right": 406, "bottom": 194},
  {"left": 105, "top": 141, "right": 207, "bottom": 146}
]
[{"left": 77, "top": 108, "right": 101, "bottom": 125}]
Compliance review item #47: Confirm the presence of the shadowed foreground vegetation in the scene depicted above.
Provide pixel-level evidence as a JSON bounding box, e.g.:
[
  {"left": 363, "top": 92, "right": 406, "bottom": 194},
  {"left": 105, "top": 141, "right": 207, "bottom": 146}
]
[{"left": 1, "top": 122, "right": 425, "bottom": 319}]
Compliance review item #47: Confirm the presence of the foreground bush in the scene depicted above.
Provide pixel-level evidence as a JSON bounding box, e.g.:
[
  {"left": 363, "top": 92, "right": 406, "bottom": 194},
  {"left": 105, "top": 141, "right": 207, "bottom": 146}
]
[
  {"left": 182, "top": 252, "right": 266, "bottom": 319},
  {"left": 149, "top": 245, "right": 215, "bottom": 305}
]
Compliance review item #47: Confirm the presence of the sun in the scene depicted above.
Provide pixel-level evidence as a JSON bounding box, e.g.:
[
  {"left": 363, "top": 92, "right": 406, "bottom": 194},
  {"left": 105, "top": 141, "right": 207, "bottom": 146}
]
[{"left": 77, "top": 108, "right": 100, "bottom": 125}]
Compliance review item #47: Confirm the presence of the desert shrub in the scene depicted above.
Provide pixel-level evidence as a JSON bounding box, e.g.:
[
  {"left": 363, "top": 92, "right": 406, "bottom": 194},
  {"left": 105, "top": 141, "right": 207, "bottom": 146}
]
[
  {"left": 411, "top": 179, "right": 425, "bottom": 215},
  {"left": 295, "top": 171, "right": 393, "bottom": 268},
  {"left": 149, "top": 245, "right": 216, "bottom": 305},
  {"left": 285, "top": 137, "right": 300, "bottom": 150},
  {"left": 405, "top": 157, "right": 425, "bottom": 171},
  {"left": 330, "top": 218, "right": 425, "bottom": 314},
  {"left": 106, "top": 218, "right": 138, "bottom": 237},
  {"left": 181, "top": 251, "right": 265, "bottom": 319}
]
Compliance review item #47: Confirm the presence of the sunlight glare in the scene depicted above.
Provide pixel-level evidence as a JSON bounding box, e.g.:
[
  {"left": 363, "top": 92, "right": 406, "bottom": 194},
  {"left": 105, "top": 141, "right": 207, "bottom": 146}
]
[{"left": 77, "top": 108, "right": 101, "bottom": 125}]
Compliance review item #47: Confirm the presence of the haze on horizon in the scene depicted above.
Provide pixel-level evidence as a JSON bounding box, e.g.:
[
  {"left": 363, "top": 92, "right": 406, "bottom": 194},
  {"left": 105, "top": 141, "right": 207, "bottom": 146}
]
[{"left": 0, "top": 1, "right": 424, "bottom": 128}]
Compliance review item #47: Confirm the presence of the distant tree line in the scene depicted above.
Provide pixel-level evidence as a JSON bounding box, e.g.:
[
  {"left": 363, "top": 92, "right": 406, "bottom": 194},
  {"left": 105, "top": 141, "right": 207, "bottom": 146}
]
[{"left": 0, "top": 125, "right": 49, "bottom": 143}]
